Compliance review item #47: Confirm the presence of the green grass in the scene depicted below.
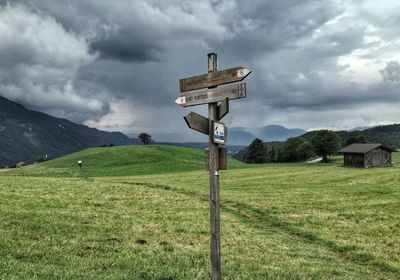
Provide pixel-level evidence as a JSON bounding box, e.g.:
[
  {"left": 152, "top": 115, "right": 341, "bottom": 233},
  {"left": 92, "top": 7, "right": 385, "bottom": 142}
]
[
  {"left": 4, "top": 145, "right": 247, "bottom": 177},
  {"left": 0, "top": 145, "right": 399, "bottom": 279}
]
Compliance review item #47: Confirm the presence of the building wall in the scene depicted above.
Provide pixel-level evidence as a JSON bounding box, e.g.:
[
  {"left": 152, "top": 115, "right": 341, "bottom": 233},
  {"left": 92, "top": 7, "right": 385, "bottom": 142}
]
[
  {"left": 344, "top": 153, "right": 365, "bottom": 167},
  {"left": 365, "top": 148, "right": 392, "bottom": 167}
]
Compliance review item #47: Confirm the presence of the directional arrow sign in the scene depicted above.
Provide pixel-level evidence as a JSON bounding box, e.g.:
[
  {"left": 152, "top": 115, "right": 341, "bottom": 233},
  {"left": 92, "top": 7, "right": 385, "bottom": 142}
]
[
  {"left": 184, "top": 112, "right": 209, "bottom": 135},
  {"left": 217, "top": 98, "right": 229, "bottom": 120},
  {"left": 179, "top": 66, "right": 251, "bottom": 93},
  {"left": 175, "top": 83, "right": 246, "bottom": 107}
]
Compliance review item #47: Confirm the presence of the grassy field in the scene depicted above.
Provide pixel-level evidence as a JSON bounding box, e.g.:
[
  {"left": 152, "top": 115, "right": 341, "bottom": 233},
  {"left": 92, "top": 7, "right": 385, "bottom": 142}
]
[{"left": 0, "top": 145, "right": 399, "bottom": 279}]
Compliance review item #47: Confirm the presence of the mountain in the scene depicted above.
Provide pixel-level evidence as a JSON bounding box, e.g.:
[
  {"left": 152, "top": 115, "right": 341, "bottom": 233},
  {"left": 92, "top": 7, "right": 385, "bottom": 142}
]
[
  {"left": 356, "top": 124, "right": 400, "bottom": 148},
  {"left": 0, "top": 95, "right": 139, "bottom": 166},
  {"left": 348, "top": 126, "right": 371, "bottom": 132},
  {"left": 252, "top": 125, "right": 306, "bottom": 141},
  {"left": 228, "top": 129, "right": 257, "bottom": 146},
  {"left": 229, "top": 125, "right": 306, "bottom": 145}
]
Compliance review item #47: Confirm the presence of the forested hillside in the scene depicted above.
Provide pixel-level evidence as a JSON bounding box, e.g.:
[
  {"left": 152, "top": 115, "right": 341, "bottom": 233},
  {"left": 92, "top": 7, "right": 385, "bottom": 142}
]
[
  {"left": 301, "top": 124, "right": 400, "bottom": 149},
  {"left": 0, "top": 95, "right": 138, "bottom": 166}
]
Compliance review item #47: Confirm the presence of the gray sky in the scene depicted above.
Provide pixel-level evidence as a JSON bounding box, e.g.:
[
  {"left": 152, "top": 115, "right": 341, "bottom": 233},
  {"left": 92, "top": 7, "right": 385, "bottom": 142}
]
[{"left": 0, "top": 0, "right": 399, "bottom": 138}]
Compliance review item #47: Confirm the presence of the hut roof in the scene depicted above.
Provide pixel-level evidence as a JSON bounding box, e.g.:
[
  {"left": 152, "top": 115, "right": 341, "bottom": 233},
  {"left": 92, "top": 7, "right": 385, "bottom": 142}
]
[{"left": 338, "top": 143, "right": 396, "bottom": 154}]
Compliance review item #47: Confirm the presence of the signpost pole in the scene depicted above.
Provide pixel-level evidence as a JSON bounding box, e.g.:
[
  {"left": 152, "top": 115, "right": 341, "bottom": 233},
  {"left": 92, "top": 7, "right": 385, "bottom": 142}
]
[
  {"left": 208, "top": 52, "right": 221, "bottom": 280},
  {"left": 177, "top": 53, "right": 251, "bottom": 279}
]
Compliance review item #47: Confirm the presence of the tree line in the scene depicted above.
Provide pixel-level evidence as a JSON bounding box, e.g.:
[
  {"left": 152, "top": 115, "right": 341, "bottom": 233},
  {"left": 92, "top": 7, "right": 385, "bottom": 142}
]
[{"left": 243, "top": 130, "right": 346, "bottom": 163}]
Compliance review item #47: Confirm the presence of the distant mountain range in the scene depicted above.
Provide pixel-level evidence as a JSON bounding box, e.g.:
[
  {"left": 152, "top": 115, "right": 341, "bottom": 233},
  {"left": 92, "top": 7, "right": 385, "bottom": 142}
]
[
  {"left": 0, "top": 95, "right": 138, "bottom": 166},
  {"left": 229, "top": 125, "right": 306, "bottom": 145},
  {"left": 153, "top": 125, "right": 307, "bottom": 146},
  {"left": 348, "top": 126, "right": 371, "bottom": 132}
]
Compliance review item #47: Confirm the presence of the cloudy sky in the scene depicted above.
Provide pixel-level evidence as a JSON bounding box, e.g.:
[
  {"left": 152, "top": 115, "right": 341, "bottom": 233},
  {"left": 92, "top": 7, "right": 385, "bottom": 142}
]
[{"left": 0, "top": 0, "right": 399, "bottom": 141}]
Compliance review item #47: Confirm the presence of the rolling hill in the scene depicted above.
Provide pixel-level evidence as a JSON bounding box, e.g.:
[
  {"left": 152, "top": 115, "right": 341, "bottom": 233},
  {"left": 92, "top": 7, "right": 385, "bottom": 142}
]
[
  {"left": 7, "top": 144, "right": 247, "bottom": 177},
  {"left": 0, "top": 95, "right": 139, "bottom": 166}
]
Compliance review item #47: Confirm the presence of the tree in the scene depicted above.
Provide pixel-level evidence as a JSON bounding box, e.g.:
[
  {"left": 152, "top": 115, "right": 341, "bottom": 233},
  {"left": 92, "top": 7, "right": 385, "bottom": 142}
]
[
  {"left": 346, "top": 135, "right": 366, "bottom": 146},
  {"left": 311, "top": 130, "right": 341, "bottom": 162},
  {"left": 100, "top": 143, "right": 115, "bottom": 147},
  {"left": 268, "top": 146, "right": 276, "bottom": 162},
  {"left": 278, "top": 137, "right": 313, "bottom": 162},
  {"left": 244, "top": 138, "right": 267, "bottom": 163},
  {"left": 296, "top": 141, "right": 314, "bottom": 160},
  {"left": 138, "top": 132, "right": 152, "bottom": 145}
]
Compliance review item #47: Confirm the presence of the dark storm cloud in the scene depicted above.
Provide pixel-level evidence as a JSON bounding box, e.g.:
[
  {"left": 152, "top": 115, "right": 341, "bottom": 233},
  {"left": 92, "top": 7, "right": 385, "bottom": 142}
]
[
  {"left": 1, "top": 0, "right": 400, "bottom": 135},
  {"left": 262, "top": 81, "right": 400, "bottom": 110},
  {"left": 210, "top": 0, "right": 341, "bottom": 59},
  {"left": 17, "top": 0, "right": 226, "bottom": 63},
  {"left": 245, "top": 23, "right": 371, "bottom": 110},
  {"left": 0, "top": 3, "right": 108, "bottom": 123},
  {"left": 90, "top": 36, "right": 163, "bottom": 62},
  {"left": 8, "top": 0, "right": 168, "bottom": 63}
]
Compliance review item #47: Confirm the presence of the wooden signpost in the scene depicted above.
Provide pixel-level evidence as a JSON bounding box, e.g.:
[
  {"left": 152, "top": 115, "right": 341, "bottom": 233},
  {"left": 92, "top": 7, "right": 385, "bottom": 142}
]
[
  {"left": 175, "top": 83, "right": 246, "bottom": 107},
  {"left": 184, "top": 112, "right": 209, "bottom": 135},
  {"left": 180, "top": 66, "right": 251, "bottom": 92},
  {"left": 217, "top": 98, "right": 229, "bottom": 120},
  {"left": 176, "top": 53, "right": 251, "bottom": 280}
]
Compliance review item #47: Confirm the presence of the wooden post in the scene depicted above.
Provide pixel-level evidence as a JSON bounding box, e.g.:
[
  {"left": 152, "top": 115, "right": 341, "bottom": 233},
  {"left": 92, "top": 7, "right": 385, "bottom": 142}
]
[
  {"left": 208, "top": 52, "right": 221, "bottom": 280},
  {"left": 178, "top": 54, "right": 251, "bottom": 279}
]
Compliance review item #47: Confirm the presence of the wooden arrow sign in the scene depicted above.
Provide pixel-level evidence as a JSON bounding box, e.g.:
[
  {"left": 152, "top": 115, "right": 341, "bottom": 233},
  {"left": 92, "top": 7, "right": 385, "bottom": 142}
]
[
  {"left": 217, "top": 98, "right": 229, "bottom": 120},
  {"left": 184, "top": 112, "right": 209, "bottom": 135},
  {"left": 179, "top": 66, "right": 251, "bottom": 93},
  {"left": 175, "top": 83, "right": 246, "bottom": 107}
]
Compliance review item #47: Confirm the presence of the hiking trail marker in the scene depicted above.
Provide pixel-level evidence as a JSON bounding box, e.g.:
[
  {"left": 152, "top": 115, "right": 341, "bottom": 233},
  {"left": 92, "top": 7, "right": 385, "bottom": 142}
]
[
  {"left": 212, "top": 121, "right": 226, "bottom": 144},
  {"left": 176, "top": 53, "right": 251, "bottom": 280}
]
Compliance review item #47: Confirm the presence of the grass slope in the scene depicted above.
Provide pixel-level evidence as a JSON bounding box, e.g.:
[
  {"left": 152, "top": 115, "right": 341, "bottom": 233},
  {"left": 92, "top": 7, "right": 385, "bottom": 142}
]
[
  {"left": 0, "top": 147, "right": 399, "bottom": 279},
  {"left": 5, "top": 145, "right": 247, "bottom": 177}
]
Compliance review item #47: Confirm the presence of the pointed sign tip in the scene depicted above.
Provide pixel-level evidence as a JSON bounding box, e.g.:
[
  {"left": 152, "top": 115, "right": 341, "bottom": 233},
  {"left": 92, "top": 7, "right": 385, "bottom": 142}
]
[
  {"left": 237, "top": 68, "right": 251, "bottom": 78},
  {"left": 175, "top": 96, "right": 186, "bottom": 106}
]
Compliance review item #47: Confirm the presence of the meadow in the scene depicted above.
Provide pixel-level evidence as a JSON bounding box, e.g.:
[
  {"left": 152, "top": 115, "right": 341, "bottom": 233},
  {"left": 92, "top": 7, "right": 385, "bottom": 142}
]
[{"left": 0, "top": 145, "right": 399, "bottom": 279}]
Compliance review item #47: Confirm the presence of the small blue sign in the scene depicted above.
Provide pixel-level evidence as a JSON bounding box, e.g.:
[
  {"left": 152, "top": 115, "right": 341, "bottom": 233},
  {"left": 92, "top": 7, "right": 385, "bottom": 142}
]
[{"left": 213, "top": 122, "right": 225, "bottom": 144}]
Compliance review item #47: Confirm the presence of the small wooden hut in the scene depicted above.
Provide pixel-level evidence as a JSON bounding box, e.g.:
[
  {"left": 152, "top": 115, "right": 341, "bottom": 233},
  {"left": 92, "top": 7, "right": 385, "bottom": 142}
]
[{"left": 338, "top": 143, "right": 396, "bottom": 168}]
